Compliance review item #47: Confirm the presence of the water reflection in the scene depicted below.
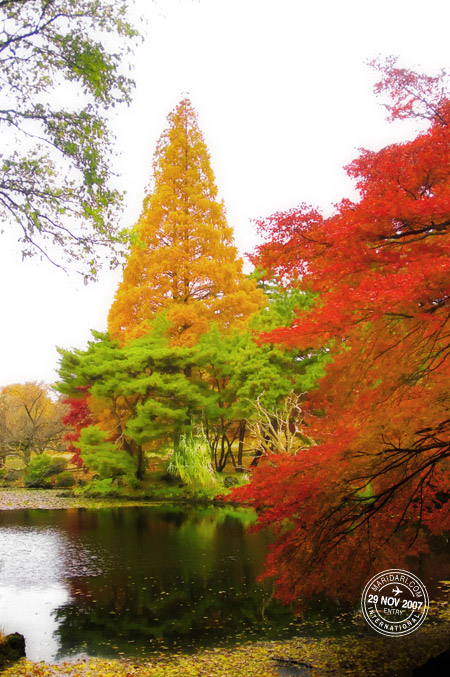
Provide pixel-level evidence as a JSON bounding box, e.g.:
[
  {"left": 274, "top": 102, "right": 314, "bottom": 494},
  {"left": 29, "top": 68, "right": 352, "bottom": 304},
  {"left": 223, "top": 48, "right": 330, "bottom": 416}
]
[
  {"left": 0, "top": 585, "right": 68, "bottom": 661},
  {"left": 0, "top": 506, "right": 294, "bottom": 662},
  {"left": 0, "top": 528, "right": 68, "bottom": 660}
]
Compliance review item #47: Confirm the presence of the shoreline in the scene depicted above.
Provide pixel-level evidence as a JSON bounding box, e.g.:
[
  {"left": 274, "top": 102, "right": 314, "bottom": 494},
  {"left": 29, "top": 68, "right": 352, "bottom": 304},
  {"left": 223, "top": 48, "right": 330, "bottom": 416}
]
[
  {"left": 3, "top": 627, "right": 450, "bottom": 676},
  {"left": 2, "top": 489, "right": 450, "bottom": 675},
  {"left": 0, "top": 487, "right": 247, "bottom": 511}
]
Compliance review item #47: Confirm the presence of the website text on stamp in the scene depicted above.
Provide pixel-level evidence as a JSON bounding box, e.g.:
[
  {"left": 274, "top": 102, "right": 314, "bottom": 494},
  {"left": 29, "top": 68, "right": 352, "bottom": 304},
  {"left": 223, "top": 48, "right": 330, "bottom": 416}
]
[{"left": 361, "top": 569, "right": 429, "bottom": 637}]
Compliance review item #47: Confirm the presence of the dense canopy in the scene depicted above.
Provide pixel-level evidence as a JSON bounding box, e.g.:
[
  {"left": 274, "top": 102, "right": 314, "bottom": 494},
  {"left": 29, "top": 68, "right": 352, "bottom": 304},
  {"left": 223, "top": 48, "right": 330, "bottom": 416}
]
[
  {"left": 108, "top": 98, "right": 264, "bottom": 345},
  {"left": 233, "top": 58, "right": 450, "bottom": 603}
]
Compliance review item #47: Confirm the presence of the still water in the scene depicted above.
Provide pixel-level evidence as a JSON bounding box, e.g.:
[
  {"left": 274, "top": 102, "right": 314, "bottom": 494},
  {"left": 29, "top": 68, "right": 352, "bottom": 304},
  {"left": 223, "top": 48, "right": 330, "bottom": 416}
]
[{"left": 0, "top": 505, "right": 297, "bottom": 662}]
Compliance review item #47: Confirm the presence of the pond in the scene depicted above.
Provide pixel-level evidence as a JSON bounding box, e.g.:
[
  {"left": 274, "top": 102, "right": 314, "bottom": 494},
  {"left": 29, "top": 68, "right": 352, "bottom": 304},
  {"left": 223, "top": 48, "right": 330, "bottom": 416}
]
[{"left": 0, "top": 505, "right": 300, "bottom": 663}]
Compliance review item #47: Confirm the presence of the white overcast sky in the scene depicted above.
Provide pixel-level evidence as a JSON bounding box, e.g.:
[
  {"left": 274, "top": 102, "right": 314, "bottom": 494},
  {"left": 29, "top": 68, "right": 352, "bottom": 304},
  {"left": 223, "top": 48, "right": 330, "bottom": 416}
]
[{"left": 1, "top": 0, "right": 449, "bottom": 387}]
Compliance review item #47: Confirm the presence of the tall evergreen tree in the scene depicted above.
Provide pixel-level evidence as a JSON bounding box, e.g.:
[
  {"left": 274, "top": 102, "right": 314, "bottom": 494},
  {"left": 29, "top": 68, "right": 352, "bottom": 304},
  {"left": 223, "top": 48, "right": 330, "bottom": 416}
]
[{"left": 108, "top": 98, "right": 264, "bottom": 345}]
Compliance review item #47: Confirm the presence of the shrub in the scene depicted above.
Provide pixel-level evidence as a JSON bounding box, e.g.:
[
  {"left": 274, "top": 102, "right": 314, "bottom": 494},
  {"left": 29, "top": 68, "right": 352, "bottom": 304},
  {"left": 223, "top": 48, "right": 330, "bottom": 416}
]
[
  {"left": 49, "top": 457, "right": 67, "bottom": 474},
  {"left": 77, "top": 426, "right": 136, "bottom": 479},
  {"left": 82, "top": 478, "right": 120, "bottom": 497},
  {"left": 55, "top": 471, "right": 75, "bottom": 488},
  {"left": 0, "top": 468, "right": 21, "bottom": 485},
  {"left": 124, "top": 474, "right": 140, "bottom": 490},
  {"left": 24, "top": 454, "right": 66, "bottom": 488}
]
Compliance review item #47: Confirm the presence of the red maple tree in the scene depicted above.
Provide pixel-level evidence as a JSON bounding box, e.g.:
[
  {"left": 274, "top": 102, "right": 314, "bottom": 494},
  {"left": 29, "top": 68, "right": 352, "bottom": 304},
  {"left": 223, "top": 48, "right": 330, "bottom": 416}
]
[
  {"left": 62, "top": 387, "right": 93, "bottom": 467},
  {"left": 232, "top": 58, "right": 450, "bottom": 604}
]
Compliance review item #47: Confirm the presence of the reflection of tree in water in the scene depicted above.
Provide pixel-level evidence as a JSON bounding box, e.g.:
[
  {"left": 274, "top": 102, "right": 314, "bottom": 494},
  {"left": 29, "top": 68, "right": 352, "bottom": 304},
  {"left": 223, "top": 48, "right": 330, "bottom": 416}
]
[
  {"left": 3, "top": 506, "right": 450, "bottom": 661},
  {"left": 53, "top": 506, "right": 294, "bottom": 659}
]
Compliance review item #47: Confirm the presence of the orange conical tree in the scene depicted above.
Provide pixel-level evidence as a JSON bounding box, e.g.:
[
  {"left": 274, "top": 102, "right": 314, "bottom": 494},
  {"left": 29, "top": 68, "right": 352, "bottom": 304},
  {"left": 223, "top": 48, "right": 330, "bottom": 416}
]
[{"left": 108, "top": 98, "right": 264, "bottom": 345}]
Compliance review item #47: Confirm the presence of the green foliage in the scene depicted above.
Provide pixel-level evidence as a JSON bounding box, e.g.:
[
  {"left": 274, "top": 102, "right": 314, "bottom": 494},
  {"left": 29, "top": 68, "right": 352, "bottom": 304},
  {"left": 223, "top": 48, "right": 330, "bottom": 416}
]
[
  {"left": 57, "top": 324, "right": 216, "bottom": 478},
  {"left": 0, "top": 0, "right": 138, "bottom": 278},
  {"left": 248, "top": 275, "right": 330, "bottom": 393},
  {"left": 249, "top": 271, "right": 317, "bottom": 331},
  {"left": 57, "top": 279, "right": 329, "bottom": 479},
  {"left": 167, "top": 428, "right": 216, "bottom": 488},
  {"left": 195, "top": 284, "right": 329, "bottom": 469},
  {"left": 201, "top": 281, "right": 326, "bottom": 416},
  {"left": 77, "top": 426, "right": 136, "bottom": 479},
  {"left": 55, "top": 471, "right": 76, "bottom": 488},
  {"left": 23, "top": 454, "right": 66, "bottom": 488},
  {"left": 80, "top": 478, "right": 120, "bottom": 497}
]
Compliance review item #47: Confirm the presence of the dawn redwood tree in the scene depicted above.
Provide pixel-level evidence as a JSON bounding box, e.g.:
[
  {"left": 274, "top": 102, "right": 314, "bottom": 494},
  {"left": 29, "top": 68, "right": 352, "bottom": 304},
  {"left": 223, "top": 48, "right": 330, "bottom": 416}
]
[
  {"left": 232, "top": 58, "right": 450, "bottom": 604},
  {"left": 60, "top": 99, "right": 264, "bottom": 476},
  {"left": 108, "top": 97, "right": 264, "bottom": 345},
  {"left": 0, "top": 0, "right": 136, "bottom": 278}
]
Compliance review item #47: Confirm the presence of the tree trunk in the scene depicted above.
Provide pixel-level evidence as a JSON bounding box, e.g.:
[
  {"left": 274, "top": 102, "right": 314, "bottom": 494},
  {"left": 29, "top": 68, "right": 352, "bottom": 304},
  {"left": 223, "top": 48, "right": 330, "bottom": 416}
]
[
  {"left": 23, "top": 446, "right": 31, "bottom": 465},
  {"left": 250, "top": 448, "right": 263, "bottom": 467},
  {"left": 237, "top": 420, "right": 246, "bottom": 466},
  {"left": 215, "top": 434, "right": 235, "bottom": 472},
  {"left": 135, "top": 445, "right": 144, "bottom": 481},
  {"left": 250, "top": 429, "right": 270, "bottom": 468}
]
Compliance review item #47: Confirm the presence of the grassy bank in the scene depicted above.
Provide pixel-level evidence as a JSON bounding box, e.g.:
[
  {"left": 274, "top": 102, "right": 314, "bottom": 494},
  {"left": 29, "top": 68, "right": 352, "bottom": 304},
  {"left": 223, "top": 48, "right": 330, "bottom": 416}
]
[{"left": 0, "top": 482, "right": 243, "bottom": 511}]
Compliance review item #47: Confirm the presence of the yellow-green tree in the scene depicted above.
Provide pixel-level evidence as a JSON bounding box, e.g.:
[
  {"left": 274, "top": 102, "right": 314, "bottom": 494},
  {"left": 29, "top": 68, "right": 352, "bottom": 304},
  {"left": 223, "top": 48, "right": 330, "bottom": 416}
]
[
  {"left": 0, "top": 382, "right": 67, "bottom": 465},
  {"left": 108, "top": 98, "right": 264, "bottom": 345}
]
